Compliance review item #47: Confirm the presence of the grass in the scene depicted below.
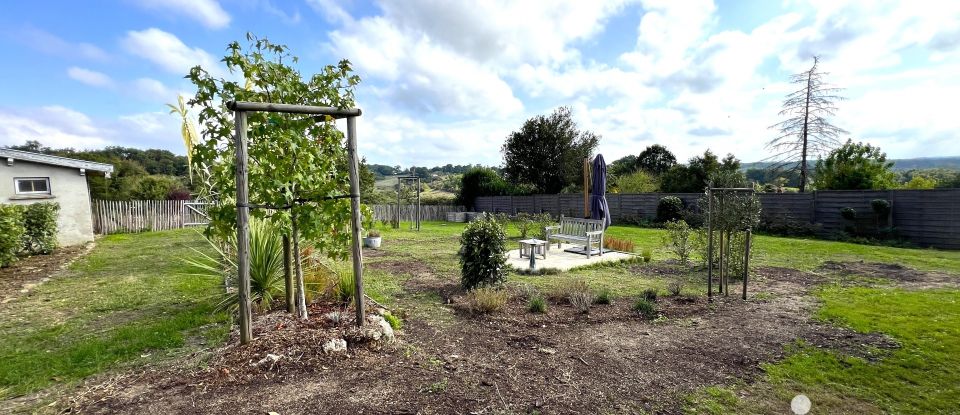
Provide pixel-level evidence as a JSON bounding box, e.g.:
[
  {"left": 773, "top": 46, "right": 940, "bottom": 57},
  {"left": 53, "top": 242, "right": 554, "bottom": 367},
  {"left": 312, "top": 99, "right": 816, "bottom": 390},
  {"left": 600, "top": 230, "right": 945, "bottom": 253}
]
[
  {"left": 4, "top": 220, "right": 957, "bottom": 412},
  {"left": 684, "top": 287, "right": 960, "bottom": 414},
  {"left": 0, "top": 229, "right": 229, "bottom": 400}
]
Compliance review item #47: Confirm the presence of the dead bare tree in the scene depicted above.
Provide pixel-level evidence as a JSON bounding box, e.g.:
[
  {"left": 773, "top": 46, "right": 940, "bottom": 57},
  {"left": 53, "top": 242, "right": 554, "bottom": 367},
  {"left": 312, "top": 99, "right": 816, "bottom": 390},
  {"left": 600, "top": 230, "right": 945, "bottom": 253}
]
[{"left": 767, "top": 56, "right": 846, "bottom": 192}]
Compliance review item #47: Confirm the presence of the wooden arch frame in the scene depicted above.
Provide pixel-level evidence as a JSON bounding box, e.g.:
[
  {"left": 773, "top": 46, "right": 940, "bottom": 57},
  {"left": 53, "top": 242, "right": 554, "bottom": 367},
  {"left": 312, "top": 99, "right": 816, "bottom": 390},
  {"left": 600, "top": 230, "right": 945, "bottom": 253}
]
[{"left": 228, "top": 100, "right": 365, "bottom": 344}]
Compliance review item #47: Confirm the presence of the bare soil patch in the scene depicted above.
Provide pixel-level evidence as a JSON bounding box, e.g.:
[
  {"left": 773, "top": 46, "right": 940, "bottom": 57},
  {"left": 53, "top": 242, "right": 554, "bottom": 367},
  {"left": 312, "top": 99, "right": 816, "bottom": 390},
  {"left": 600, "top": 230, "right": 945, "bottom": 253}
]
[
  {"left": 818, "top": 260, "right": 959, "bottom": 289},
  {"left": 0, "top": 244, "right": 90, "bottom": 303},
  {"left": 66, "top": 266, "right": 895, "bottom": 414}
]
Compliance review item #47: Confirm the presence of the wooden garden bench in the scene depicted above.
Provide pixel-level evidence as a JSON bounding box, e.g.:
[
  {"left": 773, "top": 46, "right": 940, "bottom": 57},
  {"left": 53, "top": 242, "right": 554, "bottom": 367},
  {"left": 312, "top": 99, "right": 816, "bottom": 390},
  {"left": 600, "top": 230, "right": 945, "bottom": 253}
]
[{"left": 544, "top": 215, "right": 605, "bottom": 258}]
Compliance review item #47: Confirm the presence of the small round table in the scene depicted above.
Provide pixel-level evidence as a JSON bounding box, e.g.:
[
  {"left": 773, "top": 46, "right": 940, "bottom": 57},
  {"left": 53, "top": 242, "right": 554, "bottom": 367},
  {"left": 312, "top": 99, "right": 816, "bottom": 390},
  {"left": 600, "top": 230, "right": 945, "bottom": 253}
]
[{"left": 519, "top": 239, "right": 547, "bottom": 269}]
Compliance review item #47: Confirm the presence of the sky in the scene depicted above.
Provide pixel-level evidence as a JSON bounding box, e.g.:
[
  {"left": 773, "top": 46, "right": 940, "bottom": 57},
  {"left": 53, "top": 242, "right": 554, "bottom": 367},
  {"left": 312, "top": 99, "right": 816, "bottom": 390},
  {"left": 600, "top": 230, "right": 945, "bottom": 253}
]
[{"left": 1, "top": 0, "right": 958, "bottom": 168}]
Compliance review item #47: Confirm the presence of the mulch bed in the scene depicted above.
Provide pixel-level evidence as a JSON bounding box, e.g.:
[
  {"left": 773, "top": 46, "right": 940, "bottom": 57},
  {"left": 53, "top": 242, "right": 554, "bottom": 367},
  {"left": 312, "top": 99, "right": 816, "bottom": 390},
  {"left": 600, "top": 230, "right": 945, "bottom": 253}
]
[
  {"left": 0, "top": 244, "right": 90, "bottom": 303},
  {"left": 818, "top": 260, "right": 959, "bottom": 288},
  {"left": 65, "top": 265, "right": 899, "bottom": 415}
]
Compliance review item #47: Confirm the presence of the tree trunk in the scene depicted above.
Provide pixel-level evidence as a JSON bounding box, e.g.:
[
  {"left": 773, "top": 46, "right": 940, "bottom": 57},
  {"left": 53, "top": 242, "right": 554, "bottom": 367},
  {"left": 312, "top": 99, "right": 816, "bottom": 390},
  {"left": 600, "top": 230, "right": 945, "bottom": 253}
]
[
  {"left": 799, "top": 66, "right": 814, "bottom": 192},
  {"left": 283, "top": 234, "right": 294, "bottom": 313},
  {"left": 291, "top": 209, "right": 308, "bottom": 320}
]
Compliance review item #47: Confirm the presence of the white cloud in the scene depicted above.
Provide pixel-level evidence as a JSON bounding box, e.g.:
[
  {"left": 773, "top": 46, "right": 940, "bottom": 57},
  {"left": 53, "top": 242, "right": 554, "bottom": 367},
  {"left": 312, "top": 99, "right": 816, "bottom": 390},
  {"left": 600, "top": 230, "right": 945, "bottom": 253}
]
[
  {"left": 131, "top": 78, "right": 175, "bottom": 101},
  {"left": 16, "top": 26, "right": 109, "bottom": 61},
  {"left": 67, "top": 67, "right": 115, "bottom": 88},
  {"left": 134, "top": 0, "right": 231, "bottom": 29},
  {"left": 0, "top": 106, "right": 184, "bottom": 152},
  {"left": 306, "top": 0, "right": 353, "bottom": 25},
  {"left": 121, "top": 28, "right": 220, "bottom": 76}
]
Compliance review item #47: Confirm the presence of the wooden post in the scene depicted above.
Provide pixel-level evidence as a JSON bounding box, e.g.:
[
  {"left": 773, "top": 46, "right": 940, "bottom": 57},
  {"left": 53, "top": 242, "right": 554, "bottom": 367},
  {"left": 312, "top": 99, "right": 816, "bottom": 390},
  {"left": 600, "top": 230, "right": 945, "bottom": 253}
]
[
  {"left": 233, "top": 110, "right": 253, "bottom": 344},
  {"left": 346, "top": 116, "right": 366, "bottom": 327},
  {"left": 283, "top": 234, "right": 294, "bottom": 313},
  {"left": 707, "top": 186, "right": 713, "bottom": 301},
  {"left": 416, "top": 178, "right": 421, "bottom": 231},
  {"left": 742, "top": 228, "right": 752, "bottom": 300},
  {"left": 395, "top": 176, "right": 401, "bottom": 229}
]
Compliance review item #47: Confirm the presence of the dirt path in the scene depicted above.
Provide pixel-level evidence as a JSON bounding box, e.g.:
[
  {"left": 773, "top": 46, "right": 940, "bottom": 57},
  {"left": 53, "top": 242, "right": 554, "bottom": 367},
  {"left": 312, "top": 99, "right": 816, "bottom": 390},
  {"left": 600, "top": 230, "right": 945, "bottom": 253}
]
[
  {"left": 0, "top": 244, "right": 90, "bottom": 304},
  {"left": 64, "top": 265, "right": 901, "bottom": 414}
]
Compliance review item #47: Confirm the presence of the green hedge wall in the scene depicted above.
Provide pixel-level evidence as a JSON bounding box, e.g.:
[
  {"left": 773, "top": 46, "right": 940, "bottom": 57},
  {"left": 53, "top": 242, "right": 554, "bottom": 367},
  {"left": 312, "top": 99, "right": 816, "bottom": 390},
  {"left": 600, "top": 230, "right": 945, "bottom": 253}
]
[{"left": 0, "top": 204, "right": 24, "bottom": 267}]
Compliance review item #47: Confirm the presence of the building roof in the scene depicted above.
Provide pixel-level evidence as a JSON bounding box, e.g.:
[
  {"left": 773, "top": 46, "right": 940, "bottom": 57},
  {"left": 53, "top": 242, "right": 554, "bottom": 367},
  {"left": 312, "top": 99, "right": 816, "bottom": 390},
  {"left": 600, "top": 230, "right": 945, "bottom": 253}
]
[{"left": 0, "top": 148, "right": 115, "bottom": 175}]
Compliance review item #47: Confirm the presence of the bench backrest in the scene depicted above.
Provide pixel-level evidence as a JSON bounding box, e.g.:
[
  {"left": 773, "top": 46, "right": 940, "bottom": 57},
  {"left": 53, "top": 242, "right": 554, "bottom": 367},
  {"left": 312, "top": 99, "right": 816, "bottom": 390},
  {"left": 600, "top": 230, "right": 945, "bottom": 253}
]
[{"left": 557, "top": 215, "right": 604, "bottom": 236}]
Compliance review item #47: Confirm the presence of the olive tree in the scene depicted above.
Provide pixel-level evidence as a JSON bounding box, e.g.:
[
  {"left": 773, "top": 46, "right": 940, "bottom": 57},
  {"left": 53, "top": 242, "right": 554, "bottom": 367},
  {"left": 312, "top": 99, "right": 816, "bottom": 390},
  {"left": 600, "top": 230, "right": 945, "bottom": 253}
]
[{"left": 187, "top": 34, "right": 360, "bottom": 319}]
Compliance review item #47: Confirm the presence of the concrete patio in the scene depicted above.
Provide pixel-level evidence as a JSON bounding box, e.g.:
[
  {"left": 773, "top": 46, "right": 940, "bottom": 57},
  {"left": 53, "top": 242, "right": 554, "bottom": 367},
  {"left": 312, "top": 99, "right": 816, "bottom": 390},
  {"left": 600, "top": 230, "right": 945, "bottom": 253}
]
[{"left": 506, "top": 242, "right": 637, "bottom": 272}]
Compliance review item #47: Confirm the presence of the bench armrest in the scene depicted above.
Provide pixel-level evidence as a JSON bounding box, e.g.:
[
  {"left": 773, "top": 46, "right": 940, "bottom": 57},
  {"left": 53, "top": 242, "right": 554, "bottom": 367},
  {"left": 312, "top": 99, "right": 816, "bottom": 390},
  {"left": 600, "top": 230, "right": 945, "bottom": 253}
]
[
  {"left": 586, "top": 230, "right": 604, "bottom": 236},
  {"left": 544, "top": 225, "right": 560, "bottom": 231}
]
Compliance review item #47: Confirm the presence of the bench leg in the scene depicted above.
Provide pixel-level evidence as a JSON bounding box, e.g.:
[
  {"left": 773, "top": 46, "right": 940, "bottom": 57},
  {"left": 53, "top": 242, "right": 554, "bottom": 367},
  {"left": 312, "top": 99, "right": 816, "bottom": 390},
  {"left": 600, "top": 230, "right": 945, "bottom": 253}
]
[{"left": 586, "top": 235, "right": 592, "bottom": 259}]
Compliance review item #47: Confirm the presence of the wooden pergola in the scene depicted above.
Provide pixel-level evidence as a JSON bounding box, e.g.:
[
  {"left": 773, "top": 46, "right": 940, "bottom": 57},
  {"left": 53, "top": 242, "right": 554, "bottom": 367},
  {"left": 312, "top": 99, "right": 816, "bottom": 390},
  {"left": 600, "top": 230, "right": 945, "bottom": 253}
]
[
  {"left": 228, "top": 101, "right": 365, "bottom": 344},
  {"left": 395, "top": 175, "right": 421, "bottom": 230}
]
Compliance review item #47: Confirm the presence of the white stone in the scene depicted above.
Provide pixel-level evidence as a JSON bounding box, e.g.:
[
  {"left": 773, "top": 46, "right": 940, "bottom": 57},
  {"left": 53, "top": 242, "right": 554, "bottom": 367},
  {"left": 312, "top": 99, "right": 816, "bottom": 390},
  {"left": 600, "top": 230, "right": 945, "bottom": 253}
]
[{"left": 322, "top": 338, "right": 347, "bottom": 353}]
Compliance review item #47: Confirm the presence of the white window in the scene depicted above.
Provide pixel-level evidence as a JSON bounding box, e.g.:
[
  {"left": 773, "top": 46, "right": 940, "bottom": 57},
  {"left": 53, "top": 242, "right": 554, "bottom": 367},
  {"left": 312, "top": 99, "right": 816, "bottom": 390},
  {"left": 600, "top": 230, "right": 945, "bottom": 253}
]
[{"left": 14, "top": 177, "right": 51, "bottom": 195}]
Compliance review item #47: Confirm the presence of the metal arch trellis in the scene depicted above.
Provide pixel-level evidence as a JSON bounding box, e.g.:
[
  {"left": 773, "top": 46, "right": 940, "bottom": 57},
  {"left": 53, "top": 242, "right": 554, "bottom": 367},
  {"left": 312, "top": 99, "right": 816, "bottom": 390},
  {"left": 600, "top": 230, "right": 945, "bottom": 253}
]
[
  {"left": 706, "top": 184, "right": 755, "bottom": 302},
  {"left": 394, "top": 175, "right": 421, "bottom": 230},
  {"left": 228, "top": 100, "right": 365, "bottom": 345}
]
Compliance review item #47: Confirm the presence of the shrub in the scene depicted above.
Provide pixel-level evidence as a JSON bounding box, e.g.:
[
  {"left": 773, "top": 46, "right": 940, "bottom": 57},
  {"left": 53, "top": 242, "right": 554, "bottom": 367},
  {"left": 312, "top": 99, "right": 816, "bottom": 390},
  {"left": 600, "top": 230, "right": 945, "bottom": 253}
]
[
  {"left": 632, "top": 298, "right": 657, "bottom": 319},
  {"left": 594, "top": 289, "right": 612, "bottom": 305},
  {"left": 840, "top": 207, "right": 856, "bottom": 221},
  {"left": 667, "top": 281, "right": 683, "bottom": 296},
  {"left": 527, "top": 295, "right": 547, "bottom": 313},
  {"left": 661, "top": 220, "right": 695, "bottom": 264},
  {"left": 20, "top": 202, "right": 59, "bottom": 255},
  {"left": 569, "top": 290, "right": 594, "bottom": 314},
  {"left": 531, "top": 213, "right": 555, "bottom": 240},
  {"left": 616, "top": 170, "right": 659, "bottom": 193},
  {"left": 656, "top": 196, "right": 684, "bottom": 222},
  {"left": 548, "top": 279, "right": 590, "bottom": 302},
  {"left": 464, "top": 286, "right": 507, "bottom": 315},
  {"left": 603, "top": 236, "right": 635, "bottom": 253},
  {"left": 641, "top": 248, "right": 652, "bottom": 263},
  {"left": 0, "top": 204, "right": 25, "bottom": 267},
  {"left": 459, "top": 215, "right": 507, "bottom": 289},
  {"left": 456, "top": 167, "right": 513, "bottom": 209},
  {"left": 382, "top": 312, "right": 402, "bottom": 330},
  {"left": 871, "top": 199, "right": 891, "bottom": 216},
  {"left": 758, "top": 214, "right": 820, "bottom": 237},
  {"left": 641, "top": 288, "right": 658, "bottom": 302},
  {"left": 188, "top": 218, "right": 285, "bottom": 312},
  {"left": 336, "top": 272, "right": 356, "bottom": 304}
]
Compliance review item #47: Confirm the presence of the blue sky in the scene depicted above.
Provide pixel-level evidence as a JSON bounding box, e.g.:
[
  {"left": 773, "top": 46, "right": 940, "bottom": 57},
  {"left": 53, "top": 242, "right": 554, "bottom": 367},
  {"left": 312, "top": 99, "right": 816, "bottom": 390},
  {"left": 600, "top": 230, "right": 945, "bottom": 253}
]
[{"left": 1, "top": 0, "right": 958, "bottom": 168}]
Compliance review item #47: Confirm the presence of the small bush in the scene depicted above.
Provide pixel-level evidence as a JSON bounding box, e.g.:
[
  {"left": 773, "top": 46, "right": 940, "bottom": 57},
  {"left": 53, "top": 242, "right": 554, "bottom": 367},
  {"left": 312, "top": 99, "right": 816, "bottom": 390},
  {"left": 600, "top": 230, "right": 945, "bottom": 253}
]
[
  {"left": 0, "top": 204, "right": 25, "bottom": 267},
  {"left": 656, "top": 196, "right": 685, "bottom": 223},
  {"left": 464, "top": 286, "right": 507, "bottom": 315},
  {"left": 840, "top": 207, "right": 856, "bottom": 221},
  {"left": 641, "top": 288, "right": 658, "bottom": 302},
  {"left": 382, "top": 312, "right": 402, "bottom": 330},
  {"left": 527, "top": 295, "right": 547, "bottom": 313},
  {"left": 667, "top": 281, "right": 683, "bottom": 297},
  {"left": 459, "top": 215, "right": 507, "bottom": 289},
  {"left": 336, "top": 272, "right": 356, "bottom": 304},
  {"left": 548, "top": 279, "right": 590, "bottom": 303},
  {"left": 641, "top": 248, "right": 652, "bottom": 263},
  {"left": 661, "top": 220, "right": 695, "bottom": 264},
  {"left": 19, "top": 202, "right": 59, "bottom": 255},
  {"left": 569, "top": 290, "right": 594, "bottom": 314},
  {"left": 594, "top": 289, "right": 612, "bottom": 305},
  {"left": 632, "top": 298, "right": 657, "bottom": 319},
  {"left": 603, "top": 236, "right": 635, "bottom": 253},
  {"left": 870, "top": 199, "right": 891, "bottom": 216}
]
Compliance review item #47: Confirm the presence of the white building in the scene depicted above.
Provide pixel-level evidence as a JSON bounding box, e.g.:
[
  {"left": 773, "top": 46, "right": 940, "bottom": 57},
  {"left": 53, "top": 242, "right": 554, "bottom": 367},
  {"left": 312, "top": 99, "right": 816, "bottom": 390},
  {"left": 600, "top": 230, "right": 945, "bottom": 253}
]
[{"left": 0, "top": 148, "right": 114, "bottom": 246}]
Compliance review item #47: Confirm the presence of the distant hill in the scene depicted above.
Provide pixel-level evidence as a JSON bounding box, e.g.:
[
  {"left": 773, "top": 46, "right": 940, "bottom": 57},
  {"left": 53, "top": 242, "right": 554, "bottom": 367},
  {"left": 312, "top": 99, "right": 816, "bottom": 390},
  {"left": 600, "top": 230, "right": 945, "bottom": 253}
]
[{"left": 742, "top": 156, "right": 960, "bottom": 171}]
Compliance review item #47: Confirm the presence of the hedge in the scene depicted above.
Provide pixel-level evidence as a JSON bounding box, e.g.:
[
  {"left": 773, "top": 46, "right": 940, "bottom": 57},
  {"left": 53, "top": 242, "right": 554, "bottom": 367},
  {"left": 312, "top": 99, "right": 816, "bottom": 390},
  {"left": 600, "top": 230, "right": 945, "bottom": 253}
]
[{"left": 0, "top": 202, "right": 60, "bottom": 267}]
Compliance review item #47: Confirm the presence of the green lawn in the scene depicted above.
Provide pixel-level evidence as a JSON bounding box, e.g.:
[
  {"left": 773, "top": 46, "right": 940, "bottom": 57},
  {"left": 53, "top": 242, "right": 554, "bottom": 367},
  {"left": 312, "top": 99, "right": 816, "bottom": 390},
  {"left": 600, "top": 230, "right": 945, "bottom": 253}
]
[
  {"left": 0, "top": 229, "right": 228, "bottom": 400},
  {"left": 2, "top": 221, "right": 958, "bottom": 414}
]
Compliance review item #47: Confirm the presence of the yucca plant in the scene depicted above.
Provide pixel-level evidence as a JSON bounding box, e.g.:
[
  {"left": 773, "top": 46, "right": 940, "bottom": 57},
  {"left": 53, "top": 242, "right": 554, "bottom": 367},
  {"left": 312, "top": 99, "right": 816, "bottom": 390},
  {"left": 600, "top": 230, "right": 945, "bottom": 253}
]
[{"left": 184, "top": 218, "right": 285, "bottom": 313}]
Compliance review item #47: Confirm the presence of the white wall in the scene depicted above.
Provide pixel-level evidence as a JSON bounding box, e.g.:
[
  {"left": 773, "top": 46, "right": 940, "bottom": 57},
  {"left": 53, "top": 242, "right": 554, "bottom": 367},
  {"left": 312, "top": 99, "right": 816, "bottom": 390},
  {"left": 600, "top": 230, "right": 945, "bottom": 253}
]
[{"left": 0, "top": 160, "right": 95, "bottom": 246}]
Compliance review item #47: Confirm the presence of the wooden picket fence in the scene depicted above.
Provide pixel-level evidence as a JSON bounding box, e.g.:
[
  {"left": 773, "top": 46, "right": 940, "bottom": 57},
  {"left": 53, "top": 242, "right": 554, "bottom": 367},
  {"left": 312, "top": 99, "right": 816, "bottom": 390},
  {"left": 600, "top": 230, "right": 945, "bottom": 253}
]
[
  {"left": 92, "top": 200, "right": 210, "bottom": 234},
  {"left": 370, "top": 204, "right": 464, "bottom": 223}
]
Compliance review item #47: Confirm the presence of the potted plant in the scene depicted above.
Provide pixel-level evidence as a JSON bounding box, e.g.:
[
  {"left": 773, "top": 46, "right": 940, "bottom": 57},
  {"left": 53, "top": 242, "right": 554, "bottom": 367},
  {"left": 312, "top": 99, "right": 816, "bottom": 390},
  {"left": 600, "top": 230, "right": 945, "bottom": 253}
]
[
  {"left": 364, "top": 228, "right": 382, "bottom": 249},
  {"left": 360, "top": 205, "right": 382, "bottom": 249}
]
